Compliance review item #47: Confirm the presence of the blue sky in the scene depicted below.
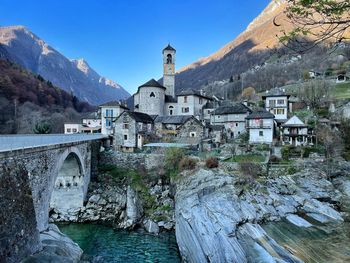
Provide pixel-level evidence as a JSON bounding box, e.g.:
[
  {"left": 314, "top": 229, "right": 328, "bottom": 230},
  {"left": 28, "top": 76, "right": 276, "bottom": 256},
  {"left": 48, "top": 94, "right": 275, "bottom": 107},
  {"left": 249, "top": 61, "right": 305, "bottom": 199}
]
[{"left": 1, "top": 0, "right": 270, "bottom": 94}]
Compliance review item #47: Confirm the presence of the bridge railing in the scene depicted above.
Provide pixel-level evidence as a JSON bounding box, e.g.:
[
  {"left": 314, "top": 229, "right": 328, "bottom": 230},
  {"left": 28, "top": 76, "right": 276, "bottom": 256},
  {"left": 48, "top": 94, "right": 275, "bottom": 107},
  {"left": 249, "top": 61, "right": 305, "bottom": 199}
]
[{"left": 0, "top": 134, "right": 108, "bottom": 152}]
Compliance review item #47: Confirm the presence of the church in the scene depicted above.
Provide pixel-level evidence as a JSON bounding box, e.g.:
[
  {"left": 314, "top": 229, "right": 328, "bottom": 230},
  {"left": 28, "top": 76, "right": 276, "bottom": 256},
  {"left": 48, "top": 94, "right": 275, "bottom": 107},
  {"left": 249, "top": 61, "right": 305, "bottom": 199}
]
[{"left": 132, "top": 44, "right": 212, "bottom": 119}]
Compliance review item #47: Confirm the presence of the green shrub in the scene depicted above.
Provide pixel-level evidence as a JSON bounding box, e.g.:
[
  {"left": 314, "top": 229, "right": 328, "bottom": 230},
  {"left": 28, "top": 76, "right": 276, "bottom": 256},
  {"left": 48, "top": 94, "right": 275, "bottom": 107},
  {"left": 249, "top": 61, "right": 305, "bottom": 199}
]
[
  {"left": 269, "top": 155, "right": 281, "bottom": 163},
  {"left": 206, "top": 157, "right": 219, "bottom": 168},
  {"left": 239, "top": 160, "right": 262, "bottom": 178},
  {"left": 179, "top": 156, "right": 197, "bottom": 171},
  {"left": 255, "top": 144, "right": 270, "bottom": 152},
  {"left": 281, "top": 146, "right": 291, "bottom": 160},
  {"left": 164, "top": 147, "right": 185, "bottom": 178}
]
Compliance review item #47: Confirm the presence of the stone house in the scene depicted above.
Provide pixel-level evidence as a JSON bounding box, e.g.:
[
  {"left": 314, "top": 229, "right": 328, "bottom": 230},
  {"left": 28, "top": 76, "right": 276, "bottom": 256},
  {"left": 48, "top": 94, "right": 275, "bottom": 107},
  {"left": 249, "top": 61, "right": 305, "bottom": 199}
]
[
  {"left": 176, "top": 116, "right": 205, "bottom": 146},
  {"left": 211, "top": 102, "right": 251, "bottom": 140},
  {"left": 154, "top": 115, "right": 193, "bottom": 138},
  {"left": 114, "top": 111, "right": 154, "bottom": 152},
  {"left": 263, "top": 88, "right": 291, "bottom": 124},
  {"left": 208, "top": 125, "right": 225, "bottom": 144},
  {"left": 99, "top": 101, "right": 128, "bottom": 135},
  {"left": 281, "top": 116, "right": 312, "bottom": 146},
  {"left": 246, "top": 109, "right": 275, "bottom": 144}
]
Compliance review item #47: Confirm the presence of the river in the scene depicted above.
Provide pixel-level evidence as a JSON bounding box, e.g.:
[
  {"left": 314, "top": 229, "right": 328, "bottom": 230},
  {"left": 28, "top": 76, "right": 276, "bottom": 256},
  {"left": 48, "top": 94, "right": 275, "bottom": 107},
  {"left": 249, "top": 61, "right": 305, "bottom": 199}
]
[{"left": 58, "top": 223, "right": 181, "bottom": 263}]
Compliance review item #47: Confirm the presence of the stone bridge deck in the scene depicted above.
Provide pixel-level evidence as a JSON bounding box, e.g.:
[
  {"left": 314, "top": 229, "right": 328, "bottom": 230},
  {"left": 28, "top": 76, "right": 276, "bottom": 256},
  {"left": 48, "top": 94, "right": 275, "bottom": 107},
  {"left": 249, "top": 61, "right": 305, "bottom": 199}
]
[{"left": 0, "top": 134, "right": 108, "bottom": 153}]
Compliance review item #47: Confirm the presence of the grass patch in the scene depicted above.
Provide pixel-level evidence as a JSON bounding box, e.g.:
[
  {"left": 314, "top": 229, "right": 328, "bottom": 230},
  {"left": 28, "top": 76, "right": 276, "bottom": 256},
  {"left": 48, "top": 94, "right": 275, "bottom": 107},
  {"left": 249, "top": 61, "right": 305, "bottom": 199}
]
[
  {"left": 225, "top": 154, "right": 265, "bottom": 163},
  {"left": 332, "top": 82, "right": 350, "bottom": 99}
]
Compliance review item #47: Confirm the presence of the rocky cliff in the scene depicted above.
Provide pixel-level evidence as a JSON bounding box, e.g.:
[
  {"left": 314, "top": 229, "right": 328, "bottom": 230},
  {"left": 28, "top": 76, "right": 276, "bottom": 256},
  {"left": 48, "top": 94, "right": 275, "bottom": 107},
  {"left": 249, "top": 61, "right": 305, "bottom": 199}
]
[
  {"left": 0, "top": 26, "right": 130, "bottom": 105},
  {"left": 175, "top": 160, "right": 350, "bottom": 262}
]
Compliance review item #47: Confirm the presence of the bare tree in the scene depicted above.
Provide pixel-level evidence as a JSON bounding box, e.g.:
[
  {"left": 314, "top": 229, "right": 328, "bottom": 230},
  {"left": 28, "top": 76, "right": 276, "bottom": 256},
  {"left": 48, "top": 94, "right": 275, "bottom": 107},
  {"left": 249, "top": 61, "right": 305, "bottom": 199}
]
[
  {"left": 297, "top": 79, "right": 332, "bottom": 111},
  {"left": 277, "top": 0, "right": 350, "bottom": 53}
]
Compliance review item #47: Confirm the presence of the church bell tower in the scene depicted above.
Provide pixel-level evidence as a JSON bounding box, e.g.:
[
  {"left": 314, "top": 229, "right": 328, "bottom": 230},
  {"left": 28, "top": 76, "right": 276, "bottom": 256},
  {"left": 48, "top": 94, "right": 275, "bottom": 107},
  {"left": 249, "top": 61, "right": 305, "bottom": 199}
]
[{"left": 162, "top": 44, "right": 176, "bottom": 97}]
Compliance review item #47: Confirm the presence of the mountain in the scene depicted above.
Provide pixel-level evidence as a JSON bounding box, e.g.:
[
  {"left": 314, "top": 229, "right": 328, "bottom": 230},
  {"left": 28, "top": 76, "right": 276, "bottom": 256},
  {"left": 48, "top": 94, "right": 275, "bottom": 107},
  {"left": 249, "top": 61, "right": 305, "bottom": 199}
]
[
  {"left": 0, "top": 59, "right": 93, "bottom": 134},
  {"left": 0, "top": 26, "right": 130, "bottom": 105},
  {"left": 175, "top": 0, "right": 290, "bottom": 91}
]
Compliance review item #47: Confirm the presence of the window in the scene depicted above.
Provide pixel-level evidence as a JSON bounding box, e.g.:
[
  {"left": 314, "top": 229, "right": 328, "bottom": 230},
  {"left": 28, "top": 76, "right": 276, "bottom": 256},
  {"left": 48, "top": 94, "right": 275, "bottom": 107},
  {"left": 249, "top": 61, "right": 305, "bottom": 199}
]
[
  {"left": 269, "top": 100, "right": 276, "bottom": 107},
  {"left": 207, "top": 110, "right": 211, "bottom": 114},
  {"left": 259, "top": 119, "right": 264, "bottom": 128},
  {"left": 150, "top": 92, "right": 155, "bottom": 97},
  {"left": 72, "top": 128, "right": 77, "bottom": 133},
  {"left": 259, "top": 131, "right": 264, "bottom": 136},
  {"left": 277, "top": 99, "right": 285, "bottom": 105},
  {"left": 182, "top": 107, "right": 189, "bottom": 113},
  {"left": 124, "top": 135, "right": 128, "bottom": 140},
  {"left": 277, "top": 109, "right": 285, "bottom": 115},
  {"left": 199, "top": 98, "right": 203, "bottom": 105},
  {"left": 190, "top": 132, "right": 196, "bottom": 137},
  {"left": 184, "top": 96, "right": 188, "bottom": 103},
  {"left": 88, "top": 121, "right": 91, "bottom": 125},
  {"left": 167, "top": 54, "right": 172, "bottom": 64},
  {"left": 235, "top": 123, "right": 238, "bottom": 127},
  {"left": 67, "top": 128, "right": 71, "bottom": 133},
  {"left": 123, "top": 123, "right": 129, "bottom": 129}
]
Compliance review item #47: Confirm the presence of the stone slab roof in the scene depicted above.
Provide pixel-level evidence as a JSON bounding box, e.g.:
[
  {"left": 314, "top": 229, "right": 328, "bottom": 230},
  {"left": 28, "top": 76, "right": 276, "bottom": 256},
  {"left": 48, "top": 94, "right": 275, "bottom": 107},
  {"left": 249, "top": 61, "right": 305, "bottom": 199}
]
[
  {"left": 99, "top": 100, "right": 129, "bottom": 109},
  {"left": 213, "top": 103, "right": 251, "bottom": 115},
  {"left": 246, "top": 109, "right": 275, "bottom": 119},
  {"left": 155, "top": 115, "right": 192, "bottom": 125},
  {"left": 139, "top": 79, "right": 166, "bottom": 89},
  {"left": 176, "top": 89, "right": 212, "bottom": 100}
]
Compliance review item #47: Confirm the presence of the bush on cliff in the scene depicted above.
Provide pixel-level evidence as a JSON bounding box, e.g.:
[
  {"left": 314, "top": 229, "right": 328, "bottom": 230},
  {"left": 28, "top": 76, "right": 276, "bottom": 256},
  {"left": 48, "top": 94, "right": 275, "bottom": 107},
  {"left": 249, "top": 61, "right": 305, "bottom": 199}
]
[
  {"left": 205, "top": 157, "right": 219, "bottom": 168},
  {"left": 164, "top": 148, "right": 185, "bottom": 178},
  {"left": 179, "top": 156, "right": 197, "bottom": 171}
]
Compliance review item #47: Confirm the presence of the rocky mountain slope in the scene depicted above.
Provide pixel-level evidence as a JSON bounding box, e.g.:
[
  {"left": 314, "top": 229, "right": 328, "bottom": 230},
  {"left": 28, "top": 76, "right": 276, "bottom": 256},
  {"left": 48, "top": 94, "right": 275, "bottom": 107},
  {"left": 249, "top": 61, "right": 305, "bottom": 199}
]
[
  {"left": 0, "top": 26, "right": 130, "bottom": 105},
  {"left": 175, "top": 0, "right": 290, "bottom": 91}
]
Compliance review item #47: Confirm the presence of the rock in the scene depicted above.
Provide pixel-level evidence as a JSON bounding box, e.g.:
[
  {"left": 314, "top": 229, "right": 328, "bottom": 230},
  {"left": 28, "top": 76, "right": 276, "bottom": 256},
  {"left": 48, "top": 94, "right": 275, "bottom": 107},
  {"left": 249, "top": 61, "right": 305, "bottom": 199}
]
[
  {"left": 88, "top": 194, "right": 100, "bottom": 204},
  {"left": 143, "top": 219, "right": 160, "bottom": 234},
  {"left": 23, "top": 224, "right": 82, "bottom": 262},
  {"left": 163, "top": 222, "right": 174, "bottom": 230},
  {"left": 286, "top": 214, "right": 313, "bottom": 228},
  {"left": 126, "top": 186, "right": 143, "bottom": 226},
  {"left": 303, "top": 199, "right": 343, "bottom": 223}
]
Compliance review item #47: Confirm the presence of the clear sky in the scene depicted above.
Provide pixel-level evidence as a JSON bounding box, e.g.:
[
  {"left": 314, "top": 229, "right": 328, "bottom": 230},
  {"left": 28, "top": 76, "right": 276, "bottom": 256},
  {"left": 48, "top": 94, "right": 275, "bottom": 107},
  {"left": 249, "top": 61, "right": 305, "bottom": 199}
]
[{"left": 1, "top": 0, "right": 270, "bottom": 94}]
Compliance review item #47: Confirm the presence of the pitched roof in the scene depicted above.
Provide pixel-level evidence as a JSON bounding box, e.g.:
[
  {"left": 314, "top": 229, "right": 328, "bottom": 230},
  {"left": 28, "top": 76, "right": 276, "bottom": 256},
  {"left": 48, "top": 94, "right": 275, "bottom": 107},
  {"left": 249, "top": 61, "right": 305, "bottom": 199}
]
[
  {"left": 246, "top": 108, "right": 275, "bottom": 119},
  {"left": 282, "top": 116, "right": 307, "bottom": 127},
  {"left": 138, "top": 79, "right": 166, "bottom": 89},
  {"left": 155, "top": 115, "right": 192, "bottom": 125},
  {"left": 177, "top": 89, "right": 212, "bottom": 100},
  {"left": 203, "top": 101, "right": 215, "bottom": 109},
  {"left": 262, "top": 88, "right": 290, "bottom": 98},
  {"left": 163, "top": 44, "right": 176, "bottom": 52},
  {"left": 99, "top": 100, "right": 129, "bottom": 109},
  {"left": 213, "top": 103, "right": 251, "bottom": 115},
  {"left": 116, "top": 111, "right": 153, "bottom": 123}
]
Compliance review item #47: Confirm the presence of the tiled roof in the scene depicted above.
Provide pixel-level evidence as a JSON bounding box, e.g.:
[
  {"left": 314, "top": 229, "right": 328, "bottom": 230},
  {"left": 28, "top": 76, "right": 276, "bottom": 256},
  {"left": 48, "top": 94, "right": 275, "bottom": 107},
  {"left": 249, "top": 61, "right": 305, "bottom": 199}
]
[
  {"left": 155, "top": 115, "right": 192, "bottom": 125},
  {"left": 128, "top": 111, "right": 154, "bottom": 123},
  {"left": 139, "top": 79, "right": 166, "bottom": 89},
  {"left": 246, "top": 108, "right": 275, "bottom": 119},
  {"left": 99, "top": 100, "right": 129, "bottom": 109},
  {"left": 163, "top": 44, "right": 176, "bottom": 52},
  {"left": 176, "top": 89, "right": 212, "bottom": 100},
  {"left": 213, "top": 103, "right": 251, "bottom": 115},
  {"left": 262, "top": 88, "right": 290, "bottom": 98}
]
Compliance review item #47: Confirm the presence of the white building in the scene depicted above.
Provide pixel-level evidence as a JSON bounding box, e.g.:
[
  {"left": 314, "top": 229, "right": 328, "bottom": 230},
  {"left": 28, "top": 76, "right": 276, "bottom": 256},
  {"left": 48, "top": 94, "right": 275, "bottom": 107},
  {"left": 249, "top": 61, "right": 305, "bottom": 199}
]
[
  {"left": 211, "top": 102, "right": 251, "bottom": 140},
  {"left": 263, "top": 88, "right": 290, "bottom": 123},
  {"left": 81, "top": 112, "right": 102, "bottom": 133},
  {"left": 64, "top": 123, "right": 81, "bottom": 134},
  {"left": 281, "top": 116, "right": 312, "bottom": 146},
  {"left": 176, "top": 89, "right": 211, "bottom": 118},
  {"left": 246, "top": 109, "right": 275, "bottom": 144},
  {"left": 99, "top": 101, "right": 128, "bottom": 135}
]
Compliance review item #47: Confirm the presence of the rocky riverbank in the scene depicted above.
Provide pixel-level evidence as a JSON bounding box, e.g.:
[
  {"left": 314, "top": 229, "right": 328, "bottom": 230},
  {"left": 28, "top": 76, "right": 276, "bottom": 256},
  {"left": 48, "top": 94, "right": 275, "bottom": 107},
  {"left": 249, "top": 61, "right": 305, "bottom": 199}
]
[
  {"left": 175, "top": 160, "right": 350, "bottom": 262},
  {"left": 50, "top": 178, "right": 175, "bottom": 235}
]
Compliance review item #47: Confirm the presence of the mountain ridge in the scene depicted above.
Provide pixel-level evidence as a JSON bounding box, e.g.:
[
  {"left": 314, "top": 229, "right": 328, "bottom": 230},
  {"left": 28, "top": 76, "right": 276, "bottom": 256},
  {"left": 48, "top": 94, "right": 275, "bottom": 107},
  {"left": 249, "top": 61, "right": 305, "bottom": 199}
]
[{"left": 0, "top": 25, "right": 130, "bottom": 105}]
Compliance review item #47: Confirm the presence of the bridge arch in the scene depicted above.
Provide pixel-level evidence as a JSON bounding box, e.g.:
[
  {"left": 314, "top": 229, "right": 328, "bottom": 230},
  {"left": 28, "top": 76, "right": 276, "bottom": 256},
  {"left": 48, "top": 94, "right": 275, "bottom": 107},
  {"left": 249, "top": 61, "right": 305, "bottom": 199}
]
[{"left": 49, "top": 147, "right": 88, "bottom": 219}]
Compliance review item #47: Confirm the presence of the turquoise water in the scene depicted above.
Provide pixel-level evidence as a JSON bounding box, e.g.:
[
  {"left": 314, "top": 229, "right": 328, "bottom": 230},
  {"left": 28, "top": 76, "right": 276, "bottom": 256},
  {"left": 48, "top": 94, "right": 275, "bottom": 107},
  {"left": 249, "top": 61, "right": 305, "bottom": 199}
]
[{"left": 58, "top": 224, "right": 181, "bottom": 263}]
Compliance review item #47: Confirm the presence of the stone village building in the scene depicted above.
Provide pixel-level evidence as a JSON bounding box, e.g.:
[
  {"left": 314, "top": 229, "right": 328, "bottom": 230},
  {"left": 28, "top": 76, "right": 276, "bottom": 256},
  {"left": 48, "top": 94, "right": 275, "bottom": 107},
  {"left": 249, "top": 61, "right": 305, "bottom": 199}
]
[
  {"left": 281, "top": 115, "right": 313, "bottom": 146},
  {"left": 114, "top": 111, "right": 154, "bottom": 152},
  {"left": 246, "top": 109, "right": 275, "bottom": 144}
]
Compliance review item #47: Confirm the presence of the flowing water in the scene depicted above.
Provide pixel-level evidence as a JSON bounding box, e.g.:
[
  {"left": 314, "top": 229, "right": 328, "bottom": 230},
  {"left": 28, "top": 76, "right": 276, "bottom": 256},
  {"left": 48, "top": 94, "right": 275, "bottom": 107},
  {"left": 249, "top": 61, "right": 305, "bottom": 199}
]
[
  {"left": 263, "top": 220, "right": 350, "bottom": 263},
  {"left": 58, "top": 223, "right": 181, "bottom": 263}
]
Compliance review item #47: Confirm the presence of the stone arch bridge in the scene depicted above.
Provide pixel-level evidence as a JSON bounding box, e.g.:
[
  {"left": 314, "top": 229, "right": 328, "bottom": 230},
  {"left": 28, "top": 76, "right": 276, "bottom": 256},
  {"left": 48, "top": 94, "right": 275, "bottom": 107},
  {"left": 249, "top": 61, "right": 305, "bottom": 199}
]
[{"left": 0, "top": 134, "right": 109, "bottom": 261}]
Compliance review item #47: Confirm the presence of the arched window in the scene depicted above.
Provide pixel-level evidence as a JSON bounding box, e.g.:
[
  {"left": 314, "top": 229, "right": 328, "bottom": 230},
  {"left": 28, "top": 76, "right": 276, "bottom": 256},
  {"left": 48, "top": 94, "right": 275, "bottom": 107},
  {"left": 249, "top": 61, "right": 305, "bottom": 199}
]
[
  {"left": 169, "top": 105, "right": 174, "bottom": 115},
  {"left": 150, "top": 92, "right": 155, "bottom": 98},
  {"left": 167, "top": 54, "right": 172, "bottom": 64}
]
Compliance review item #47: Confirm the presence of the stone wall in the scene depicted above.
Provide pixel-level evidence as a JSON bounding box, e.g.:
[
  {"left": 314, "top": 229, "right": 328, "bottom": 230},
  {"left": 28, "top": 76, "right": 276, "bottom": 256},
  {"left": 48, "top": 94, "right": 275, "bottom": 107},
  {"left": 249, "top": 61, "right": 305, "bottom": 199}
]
[
  {"left": 100, "top": 151, "right": 164, "bottom": 171},
  {"left": 0, "top": 161, "right": 41, "bottom": 262}
]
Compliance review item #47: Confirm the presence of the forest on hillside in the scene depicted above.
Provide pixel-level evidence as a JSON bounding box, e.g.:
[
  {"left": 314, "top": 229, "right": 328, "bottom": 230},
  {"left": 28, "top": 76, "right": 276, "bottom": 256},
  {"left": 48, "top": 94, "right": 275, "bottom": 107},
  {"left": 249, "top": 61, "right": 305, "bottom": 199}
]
[{"left": 0, "top": 59, "right": 95, "bottom": 134}]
